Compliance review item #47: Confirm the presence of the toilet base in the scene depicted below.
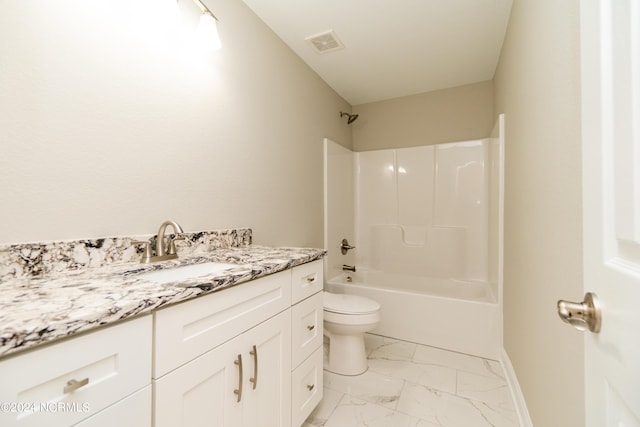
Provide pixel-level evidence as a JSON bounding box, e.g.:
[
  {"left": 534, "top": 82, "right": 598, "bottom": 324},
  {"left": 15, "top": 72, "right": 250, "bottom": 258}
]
[{"left": 325, "top": 330, "right": 368, "bottom": 376}]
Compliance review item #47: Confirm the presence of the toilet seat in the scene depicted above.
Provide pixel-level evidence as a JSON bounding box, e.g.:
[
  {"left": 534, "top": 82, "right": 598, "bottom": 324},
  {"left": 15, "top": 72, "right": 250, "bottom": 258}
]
[
  {"left": 323, "top": 292, "right": 380, "bottom": 315},
  {"left": 324, "top": 309, "right": 381, "bottom": 326}
]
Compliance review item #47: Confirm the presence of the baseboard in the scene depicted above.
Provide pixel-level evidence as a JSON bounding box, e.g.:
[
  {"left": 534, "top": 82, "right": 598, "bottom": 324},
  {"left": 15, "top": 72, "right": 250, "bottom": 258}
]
[{"left": 500, "top": 348, "right": 534, "bottom": 427}]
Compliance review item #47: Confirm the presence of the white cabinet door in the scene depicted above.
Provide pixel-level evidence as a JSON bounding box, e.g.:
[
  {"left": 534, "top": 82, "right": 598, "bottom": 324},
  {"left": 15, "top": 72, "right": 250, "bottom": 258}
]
[
  {"left": 154, "top": 310, "right": 291, "bottom": 427},
  {"left": 241, "top": 310, "right": 292, "bottom": 427},
  {"left": 154, "top": 339, "right": 242, "bottom": 427}
]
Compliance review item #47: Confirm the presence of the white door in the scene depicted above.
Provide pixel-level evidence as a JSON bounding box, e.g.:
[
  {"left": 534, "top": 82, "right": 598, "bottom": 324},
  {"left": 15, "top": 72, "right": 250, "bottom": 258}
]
[{"left": 580, "top": 0, "right": 640, "bottom": 425}]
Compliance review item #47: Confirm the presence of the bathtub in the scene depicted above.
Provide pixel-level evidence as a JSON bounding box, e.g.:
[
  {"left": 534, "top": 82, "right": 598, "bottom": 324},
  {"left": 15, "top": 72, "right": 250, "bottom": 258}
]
[{"left": 326, "top": 271, "right": 503, "bottom": 360}]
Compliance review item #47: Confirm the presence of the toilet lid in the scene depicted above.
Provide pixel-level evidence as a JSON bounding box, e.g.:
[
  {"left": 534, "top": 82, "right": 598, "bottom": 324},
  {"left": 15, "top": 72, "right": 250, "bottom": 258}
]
[{"left": 323, "top": 292, "right": 380, "bottom": 315}]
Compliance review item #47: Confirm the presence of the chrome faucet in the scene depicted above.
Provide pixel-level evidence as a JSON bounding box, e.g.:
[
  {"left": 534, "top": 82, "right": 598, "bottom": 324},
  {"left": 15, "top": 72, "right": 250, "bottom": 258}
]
[
  {"left": 156, "top": 220, "right": 184, "bottom": 259},
  {"left": 342, "top": 264, "right": 356, "bottom": 272},
  {"left": 133, "top": 220, "right": 185, "bottom": 263}
]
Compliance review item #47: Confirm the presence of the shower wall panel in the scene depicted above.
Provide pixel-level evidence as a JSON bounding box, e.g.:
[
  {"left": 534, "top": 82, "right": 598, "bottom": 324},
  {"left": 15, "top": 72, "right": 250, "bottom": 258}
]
[
  {"left": 434, "top": 141, "right": 488, "bottom": 280},
  {"left": 355, "top": 149, "right": 397, "bottom": 272},
  {"left": 397, "top": 146, "right": 434, "bottom": 244},
  {"left": 355, "top": 140, "right": 490, "bottom": 282}
]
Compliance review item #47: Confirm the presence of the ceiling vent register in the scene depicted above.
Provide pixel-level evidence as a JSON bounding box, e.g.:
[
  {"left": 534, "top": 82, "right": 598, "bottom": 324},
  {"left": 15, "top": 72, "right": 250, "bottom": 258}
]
[{"left": 305, "top": 30, "right": 345, "bottom": 54}]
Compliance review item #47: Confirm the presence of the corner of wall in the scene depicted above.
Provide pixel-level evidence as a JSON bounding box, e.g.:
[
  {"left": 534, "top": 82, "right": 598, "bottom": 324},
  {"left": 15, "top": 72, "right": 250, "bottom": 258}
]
[{"left": 500, "top": 348, "right": 534, "bottom": 427}]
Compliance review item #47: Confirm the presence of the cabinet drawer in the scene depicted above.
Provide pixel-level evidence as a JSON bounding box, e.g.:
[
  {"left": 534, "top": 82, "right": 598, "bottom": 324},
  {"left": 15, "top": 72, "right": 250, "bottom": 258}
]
[
  {"left": 291, "top": 292, "right": 323, "bottom": 369},
  {"left": 0, "top": 316, "right": 151, "bottom": 427},
  {"left": 154, "top": 270, "right": 291, "bottom": 378},
  {"left": 291, "top": 260, "right": 323, "bottom": 304},
  {"left": 75, "top": 386, "right": 151, "bottom": 427},
  {"left": 291, "top": 347, "right": 323, "bottom": 427}
]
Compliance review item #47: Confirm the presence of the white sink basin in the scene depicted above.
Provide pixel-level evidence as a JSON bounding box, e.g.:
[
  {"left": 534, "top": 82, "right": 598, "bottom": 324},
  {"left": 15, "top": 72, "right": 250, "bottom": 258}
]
[{"left": 137, "top": 262, "right": 239, "bottom": 284}]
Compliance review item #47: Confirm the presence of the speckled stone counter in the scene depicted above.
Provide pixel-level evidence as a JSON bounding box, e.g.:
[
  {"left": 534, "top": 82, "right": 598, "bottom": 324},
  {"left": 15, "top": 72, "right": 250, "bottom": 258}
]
[{"left": 0, "top": 229, "right": 325, "bottom": 358}]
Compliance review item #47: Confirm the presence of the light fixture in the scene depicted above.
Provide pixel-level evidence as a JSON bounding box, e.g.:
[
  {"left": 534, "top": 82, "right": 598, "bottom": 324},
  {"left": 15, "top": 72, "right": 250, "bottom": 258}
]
[{"left": 191, "top": 0, "right": 222, "bottom": 51}]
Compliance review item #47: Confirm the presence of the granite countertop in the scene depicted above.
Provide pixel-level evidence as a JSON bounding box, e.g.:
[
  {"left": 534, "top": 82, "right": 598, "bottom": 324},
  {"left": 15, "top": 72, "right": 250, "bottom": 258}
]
[{"left": 0, "top": 245, "right": 325, "bottom": 359}]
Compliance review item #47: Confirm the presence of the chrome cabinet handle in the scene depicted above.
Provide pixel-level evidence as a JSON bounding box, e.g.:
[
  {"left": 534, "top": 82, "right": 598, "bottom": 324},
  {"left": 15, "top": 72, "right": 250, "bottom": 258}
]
[
  {"left": 306, "top": 275, "right": 316, "bottom": 283},
  {"left": 63, "top": 378, "right": 89, "bottom": 394},
  {"left": 233, "top": 354, "right": 243, "bottom": 402},
  {"left": 307, "top": 384, "right": 315, "bottom": 391},
  {"left": 307, "top": 325, "right": 315, "bottom": 331},
  {"left": 249, "top": 345, "right": 258, "bottom": 390},
  {"left": 557, "top": 292, "right": 602, "bottom": 333}
]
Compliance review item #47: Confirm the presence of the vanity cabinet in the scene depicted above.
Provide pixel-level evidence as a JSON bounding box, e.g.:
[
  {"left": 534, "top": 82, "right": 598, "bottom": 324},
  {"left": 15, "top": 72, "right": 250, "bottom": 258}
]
[
  {"left": 0, "top": 258, "right": 324, "bottom": 427},
  {"left": 0, "top": 316, "right": 152, "bottom": 427},
  {"left": 154, "top": 259, "right": 324, "bottom": 427},
  {"left": 155, "top": 310, "right": 291, "bottom": 427},
  {"left": 153, "top": 269, "right": 294, "bottom": 427}
]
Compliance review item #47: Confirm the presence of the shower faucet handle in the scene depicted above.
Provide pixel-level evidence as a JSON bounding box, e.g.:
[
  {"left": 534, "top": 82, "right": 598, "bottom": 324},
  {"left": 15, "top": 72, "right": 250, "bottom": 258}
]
[{"left": 340, "top": 238, "right": 356, "bottom": 255}]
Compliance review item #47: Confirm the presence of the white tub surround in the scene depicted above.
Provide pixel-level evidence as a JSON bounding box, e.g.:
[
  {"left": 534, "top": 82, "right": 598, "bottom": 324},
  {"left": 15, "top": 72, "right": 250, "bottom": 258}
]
[
  {"left": 355, "top": 140, "right": 494, "bottom": 283},
  {"left": 0, "top": 228, "right": 325, "bottom": 358},
  {"left": 342, "top": 270, "right": 494, "bottom": 302},
  {"left": 324, "top": 117, "right": 504, "bottom": 360},
  {"left": 327, "top": 273, "right": 501, "bottom": 360}
]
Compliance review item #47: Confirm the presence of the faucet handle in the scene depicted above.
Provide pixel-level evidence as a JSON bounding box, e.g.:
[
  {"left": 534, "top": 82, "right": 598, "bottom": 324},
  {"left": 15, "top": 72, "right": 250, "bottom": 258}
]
[
  {"left": 131, "top": 240, "right": 153, "bottom": 263},
  {"left": 167, "top": 236, "right": 186, "bottom": 256},
  {"left": 340, "top": 239, "right": 356, "bottom": 255}
]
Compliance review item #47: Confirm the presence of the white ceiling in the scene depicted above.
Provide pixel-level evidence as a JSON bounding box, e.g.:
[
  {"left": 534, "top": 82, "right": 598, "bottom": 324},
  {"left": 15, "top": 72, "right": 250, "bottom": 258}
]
[{"left": 240, "top": 0, "right": 513, "bottom": 105}]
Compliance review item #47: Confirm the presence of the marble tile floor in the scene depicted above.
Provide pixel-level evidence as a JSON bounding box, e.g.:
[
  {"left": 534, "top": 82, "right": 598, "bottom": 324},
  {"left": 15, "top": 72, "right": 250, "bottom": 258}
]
[{"left": 303, "top": 334, "right": 520, "bottom": 427}]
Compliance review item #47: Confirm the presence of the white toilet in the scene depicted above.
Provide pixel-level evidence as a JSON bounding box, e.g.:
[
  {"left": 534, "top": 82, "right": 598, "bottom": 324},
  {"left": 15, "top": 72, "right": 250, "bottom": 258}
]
[{"left": 323, "top": 291, "right": 381, "bottom": 376}]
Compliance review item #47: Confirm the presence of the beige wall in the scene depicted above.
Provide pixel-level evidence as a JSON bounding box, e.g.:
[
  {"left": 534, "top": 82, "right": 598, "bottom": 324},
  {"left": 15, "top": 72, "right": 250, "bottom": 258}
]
[
  {"left": 494, "top": 0, "right": 584, "bottom": 425},
  {"left": 2, "top": 1, "right": 586, "bottom": 422},
  {"left": 352, "top": 81, "right": 494, "bottom": 151},
  {"left": 0, "top": 0, "right": 351, "bottom": 247}
]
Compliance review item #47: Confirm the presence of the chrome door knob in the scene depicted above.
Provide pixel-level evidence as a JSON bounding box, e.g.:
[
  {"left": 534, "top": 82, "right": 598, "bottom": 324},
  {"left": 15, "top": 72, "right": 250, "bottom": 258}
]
[{"left": 557, "top": 292, "right": 602, "bottom": 333}]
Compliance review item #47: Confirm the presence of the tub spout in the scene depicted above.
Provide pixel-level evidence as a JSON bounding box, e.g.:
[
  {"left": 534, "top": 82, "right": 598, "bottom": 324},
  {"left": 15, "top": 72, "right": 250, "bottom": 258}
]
[{"left": 342, "top": 264, "right": 356, "bottom": 272}]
